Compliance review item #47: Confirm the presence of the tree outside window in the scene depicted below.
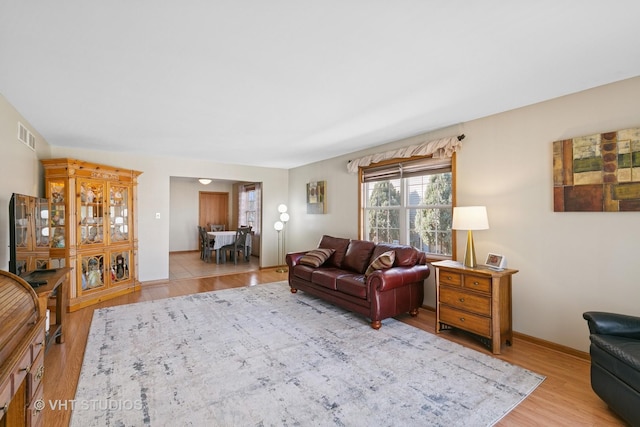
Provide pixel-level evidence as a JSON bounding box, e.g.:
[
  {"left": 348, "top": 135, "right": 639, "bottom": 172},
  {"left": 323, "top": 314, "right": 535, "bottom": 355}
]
[{"left": 363, "top": 163, "right": 452, "bottom": 256}]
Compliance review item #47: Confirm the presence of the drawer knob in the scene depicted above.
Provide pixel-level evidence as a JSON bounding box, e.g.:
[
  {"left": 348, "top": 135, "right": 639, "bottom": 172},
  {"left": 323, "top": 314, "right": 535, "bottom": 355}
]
[
  {"left": 473, "top": 281, "right": 479, "bottom": 286},
  {"left": 459, "top": 298, "right": 465, "bottom": 302},
  {"left": 459, "top": 317, "right": 465, "bottom": 322},
  {"left": 20, "top": 364, "right": 31, "bottom": 373},
  {"left": 446, "top": 276, "right": 452, "bottom": 280}
]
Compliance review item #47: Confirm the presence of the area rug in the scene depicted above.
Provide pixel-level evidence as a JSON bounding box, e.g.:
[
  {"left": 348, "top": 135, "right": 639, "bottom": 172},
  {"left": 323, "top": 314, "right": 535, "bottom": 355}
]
[{"left": 71, "top": 281, "right": 544, "bottom": 426}]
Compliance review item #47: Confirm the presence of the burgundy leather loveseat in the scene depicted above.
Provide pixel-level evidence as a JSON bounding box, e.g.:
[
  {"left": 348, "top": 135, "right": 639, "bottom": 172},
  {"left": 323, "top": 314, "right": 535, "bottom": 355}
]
[{"left": 286, "top": 235, "right": 430, "bottom": 329}]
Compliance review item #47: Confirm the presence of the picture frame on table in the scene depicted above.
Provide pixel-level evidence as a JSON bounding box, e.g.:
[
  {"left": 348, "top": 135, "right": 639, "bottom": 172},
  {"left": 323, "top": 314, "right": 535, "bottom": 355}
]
[{"left": 485, "top": 253, "right": 507, "bottom": 270}]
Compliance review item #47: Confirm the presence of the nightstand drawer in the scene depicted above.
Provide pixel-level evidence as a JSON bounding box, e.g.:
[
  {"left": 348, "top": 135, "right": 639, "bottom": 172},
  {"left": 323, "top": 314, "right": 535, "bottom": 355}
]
[
  {"left": 439, "top": 287, "right": 491, "bottom": 316},
  {"left": 439, "top": 271, "right": 462, "bottom": 287},
  {"left": 440, "top": 306, "right": 491, "bottom": 338},
  {"left": 463, "top": 275, "right": 491, "bottom": 294}
]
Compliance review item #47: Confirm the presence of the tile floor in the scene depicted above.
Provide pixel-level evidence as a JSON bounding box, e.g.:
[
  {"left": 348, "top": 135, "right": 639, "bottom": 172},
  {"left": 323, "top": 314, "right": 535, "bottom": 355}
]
[{"left": 169, "top": 251, "right": 260, "bottom": 280}]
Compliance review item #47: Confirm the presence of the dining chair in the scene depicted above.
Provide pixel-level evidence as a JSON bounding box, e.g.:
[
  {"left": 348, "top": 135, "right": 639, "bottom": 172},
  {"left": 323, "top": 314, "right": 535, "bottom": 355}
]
[
  {"left": 197, "top": 226, "right": 205, "bottom": 260},
  {"left": 220, "top": 227, "right": 251, "bottom": 264},
  {"left": 198, "top": 226, "right": 215, "bottom": 263}
]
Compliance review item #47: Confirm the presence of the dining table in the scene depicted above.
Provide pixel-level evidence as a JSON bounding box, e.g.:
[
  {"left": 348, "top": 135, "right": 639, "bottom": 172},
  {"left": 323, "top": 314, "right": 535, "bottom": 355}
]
[{"left": 207, "top": 230, "right": 252, "bottom": 263}]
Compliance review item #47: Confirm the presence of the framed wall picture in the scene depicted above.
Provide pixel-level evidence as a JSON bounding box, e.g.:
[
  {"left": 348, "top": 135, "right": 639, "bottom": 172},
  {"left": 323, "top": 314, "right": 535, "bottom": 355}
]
[
  {"left": 307, "top": 181, "right": 326, "bottom": 214},
  {"left": 485, "top": 253, "right": 507, "bottom": 270}
]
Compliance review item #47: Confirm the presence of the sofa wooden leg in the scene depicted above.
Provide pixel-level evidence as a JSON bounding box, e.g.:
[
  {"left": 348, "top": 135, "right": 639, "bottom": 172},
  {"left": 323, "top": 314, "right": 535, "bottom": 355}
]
[
  {"left": 409, "top": 308, "right": 419, "bottom": 317},
  {"left": 290, "top": 288, "right": 297, "bottom": 293},
  {"left": 371, "top": 320, "right": 381, "bottom": 329}
]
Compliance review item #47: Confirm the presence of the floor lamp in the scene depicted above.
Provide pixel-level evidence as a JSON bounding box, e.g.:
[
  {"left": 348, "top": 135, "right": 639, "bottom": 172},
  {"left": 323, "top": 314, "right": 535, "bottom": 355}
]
[
  {"left": 274, "top": 221, "right": 286, "bottom": 272},
  {"left": 274, "top": 204, "right": 289, "bottom": 273}
]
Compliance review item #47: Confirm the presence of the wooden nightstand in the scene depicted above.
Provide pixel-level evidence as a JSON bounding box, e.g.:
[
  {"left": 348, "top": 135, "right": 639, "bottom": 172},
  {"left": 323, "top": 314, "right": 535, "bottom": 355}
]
[{"left": 433, "top": 260, "right": 518, "bottom": 354}]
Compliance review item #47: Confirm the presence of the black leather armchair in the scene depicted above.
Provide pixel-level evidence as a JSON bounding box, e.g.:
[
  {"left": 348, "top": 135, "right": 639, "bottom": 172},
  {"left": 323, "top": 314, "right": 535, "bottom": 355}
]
[{"left": 583, "top": 311, "right": 640, "bottom": 425}]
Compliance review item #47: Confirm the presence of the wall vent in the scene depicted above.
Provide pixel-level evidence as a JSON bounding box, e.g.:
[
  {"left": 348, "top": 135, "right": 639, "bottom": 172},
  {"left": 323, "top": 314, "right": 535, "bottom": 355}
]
[{"left": 17, "top": 122, "right": 36, "bottom": 151}]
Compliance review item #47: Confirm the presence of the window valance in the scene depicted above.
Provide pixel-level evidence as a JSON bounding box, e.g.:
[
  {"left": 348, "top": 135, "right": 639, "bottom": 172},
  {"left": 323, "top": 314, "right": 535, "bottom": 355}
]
[{"left": 347, "top": 134, "right": 464, "bottom": 174}]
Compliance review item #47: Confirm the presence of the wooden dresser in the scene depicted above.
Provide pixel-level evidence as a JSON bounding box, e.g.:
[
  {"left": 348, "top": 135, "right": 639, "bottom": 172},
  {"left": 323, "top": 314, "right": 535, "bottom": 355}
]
[
  {"left": 0, "top": 271, "right": 46, "bottom": 427},
  {"left": 433, "top": 260, "right": 518, "bottom": 354}
]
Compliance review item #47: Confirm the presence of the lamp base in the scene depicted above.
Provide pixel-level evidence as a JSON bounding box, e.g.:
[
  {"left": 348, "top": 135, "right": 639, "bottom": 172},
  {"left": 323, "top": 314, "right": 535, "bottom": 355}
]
[{"left": 463, "top": 230, "right": 478, "bottom": 268}]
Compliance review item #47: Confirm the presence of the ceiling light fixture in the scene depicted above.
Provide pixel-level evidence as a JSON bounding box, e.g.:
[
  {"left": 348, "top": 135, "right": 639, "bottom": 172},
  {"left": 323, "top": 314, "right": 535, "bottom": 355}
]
[{"left": 198, "top": 178, "right": 212, "bottom": 185}]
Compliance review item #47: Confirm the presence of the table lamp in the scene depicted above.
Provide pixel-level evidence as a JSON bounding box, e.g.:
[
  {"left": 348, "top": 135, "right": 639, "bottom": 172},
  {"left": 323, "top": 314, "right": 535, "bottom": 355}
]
[{"left": 451, "top": 206, "right": 489, "bottom": 268}]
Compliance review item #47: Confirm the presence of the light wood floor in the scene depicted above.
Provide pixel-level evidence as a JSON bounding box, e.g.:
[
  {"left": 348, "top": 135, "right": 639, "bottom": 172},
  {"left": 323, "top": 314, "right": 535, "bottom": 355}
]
[{"left": 41, "top": 254, "right": 625, "bottom": 427}]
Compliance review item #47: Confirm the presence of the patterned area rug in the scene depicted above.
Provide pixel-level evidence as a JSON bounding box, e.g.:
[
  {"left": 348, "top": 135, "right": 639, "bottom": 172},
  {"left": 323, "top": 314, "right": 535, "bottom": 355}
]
[{"left": 72, "top": 281, "right": 544, "bottom": 426}]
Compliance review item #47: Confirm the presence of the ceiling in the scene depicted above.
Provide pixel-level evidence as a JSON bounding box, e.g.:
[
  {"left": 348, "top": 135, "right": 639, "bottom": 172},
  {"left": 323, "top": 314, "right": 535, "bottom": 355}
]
[{"left": 2, "top": 1, "right": 640, "bottom": 169}]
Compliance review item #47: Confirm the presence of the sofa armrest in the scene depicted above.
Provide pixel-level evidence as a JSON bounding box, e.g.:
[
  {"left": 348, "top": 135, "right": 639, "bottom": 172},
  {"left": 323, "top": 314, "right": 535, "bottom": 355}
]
[
  {"left": 583, "top": 311, "right": 640, "bottom": 339},
  {"left": 367, "top": 265, "right": 430, "bottom": 292},
  {"left": 286, "top": 251, "right": 307, "bottom": 268}
]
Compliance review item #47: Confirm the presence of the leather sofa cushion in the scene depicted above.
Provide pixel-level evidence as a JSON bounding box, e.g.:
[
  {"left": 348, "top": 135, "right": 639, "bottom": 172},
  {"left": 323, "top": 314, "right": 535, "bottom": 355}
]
[
  {"left": 336, "top": 275, "right": 367, "bottom": 299},
  {"left": 342, "top": 240, "right": 376, "bottom": 274},
  {"left": 311, "top": 268, "right": 346, "bottom": 290},
  {"left": 292, "top": 264, "right": 314, "bottom": 282},
  {"left": 318, "top": 235, "right": 350, "bottom": 268},
  {"left": 590, "top": 335, "right": 640, "bottom": 394},
  {"left": 591, "top": 334, "right": 640, "bottom": 372},
  {"left": 372, "top": 243, "right": 418, "bottom": 267}
]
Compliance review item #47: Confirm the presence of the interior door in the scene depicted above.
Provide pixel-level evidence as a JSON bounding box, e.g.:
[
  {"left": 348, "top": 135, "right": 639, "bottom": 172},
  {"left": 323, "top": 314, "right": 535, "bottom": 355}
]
[{"left": 199, "top": 192, "right": 229, "bottom": 231}]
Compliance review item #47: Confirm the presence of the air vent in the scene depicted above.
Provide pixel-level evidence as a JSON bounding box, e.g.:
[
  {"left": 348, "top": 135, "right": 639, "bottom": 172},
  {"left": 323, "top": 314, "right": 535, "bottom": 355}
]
[{"left": 17, "top": 122, "right": 36, "bottom": 151}]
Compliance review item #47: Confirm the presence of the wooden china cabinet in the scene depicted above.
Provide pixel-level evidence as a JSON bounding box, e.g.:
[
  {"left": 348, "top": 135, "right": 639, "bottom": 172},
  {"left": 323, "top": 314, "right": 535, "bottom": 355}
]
[{"left": 41, "top": 158, "right": 142, "bottom": 312}]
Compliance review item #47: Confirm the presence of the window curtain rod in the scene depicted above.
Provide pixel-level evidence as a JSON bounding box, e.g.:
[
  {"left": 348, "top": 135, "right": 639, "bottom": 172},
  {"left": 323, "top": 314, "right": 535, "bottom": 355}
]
[{"left": 346, "top": 134, "right": 465, "bottom": 174}]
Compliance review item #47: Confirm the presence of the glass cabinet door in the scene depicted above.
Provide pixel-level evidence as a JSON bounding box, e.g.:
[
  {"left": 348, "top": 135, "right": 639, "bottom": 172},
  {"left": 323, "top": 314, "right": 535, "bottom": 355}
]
[
  {"left": 110, "top": 250, "right": 131, "bottom": 283},
  {"left": 35, "top": 197, "right": 49, "bottom": 249},
  {"left": 81, "top": 253, "right": 105, "bottom": 291},
  {"left": 109, "top": 184, "right": 130, "bottom": 244},
  {"left": 13, "top": 194, "right": 30, "bottom": 250},
  {"left": 49, "top": 180, "right": 67, "bottom": 248},
  {"left": 79, "top": 180, "right": 105, "bottom": 246}
]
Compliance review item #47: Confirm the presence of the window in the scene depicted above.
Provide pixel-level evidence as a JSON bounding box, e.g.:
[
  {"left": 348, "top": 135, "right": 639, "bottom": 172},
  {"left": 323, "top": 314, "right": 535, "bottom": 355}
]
[
  {"left": 239, "top": 183, "right": 261, "bottom": 235},
  {"left": 361, "top": 156, "right": 454, "bottom": 257}
]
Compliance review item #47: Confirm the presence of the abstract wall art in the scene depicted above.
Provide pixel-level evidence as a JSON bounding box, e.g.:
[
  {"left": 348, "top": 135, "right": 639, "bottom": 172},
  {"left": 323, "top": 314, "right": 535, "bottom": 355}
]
[
  {"left": 553, "top": 127, "right": 640, "bottom": 212},
  {"left": 306, "top": 181, "right": 326, "bottom": 214}
]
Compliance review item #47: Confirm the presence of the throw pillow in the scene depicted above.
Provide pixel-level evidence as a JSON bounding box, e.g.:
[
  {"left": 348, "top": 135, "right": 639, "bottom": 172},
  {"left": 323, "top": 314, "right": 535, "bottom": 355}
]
[
  {"left": 299, "top": 248, "right": 335, "bottom": 268},
  {"left": 365, "top": 250, "right": 396, "bottom": 277}
]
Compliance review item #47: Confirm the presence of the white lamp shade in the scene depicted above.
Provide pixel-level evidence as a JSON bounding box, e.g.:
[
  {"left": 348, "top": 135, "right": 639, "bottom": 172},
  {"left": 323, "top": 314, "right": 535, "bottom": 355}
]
[
  {"left": 278, "top": 204, "right": 288, "bottom": 213},
  {"left": 274, "top": 221, "right": 284, "bottom": 231},
  {"left": 451, "top": 206, "right": 489, "bottom": 230},
  {"left": 279, "top": 212, "right": 289, "bottom": 223},
  {"left": 198, "top": 178, "right": 212, "bottom": 185}
]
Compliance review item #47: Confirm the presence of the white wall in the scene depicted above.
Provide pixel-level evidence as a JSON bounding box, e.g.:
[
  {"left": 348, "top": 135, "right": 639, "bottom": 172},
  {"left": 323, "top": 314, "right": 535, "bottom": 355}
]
[
  {"left": 287, "top": 75, "right": 640, "bottom": 353},
  {"left": 0, "top": 94, "right": 52, "bottom": 269},
  {"left": 169, "top": 177, "right": 234, "bottom": 252}
]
